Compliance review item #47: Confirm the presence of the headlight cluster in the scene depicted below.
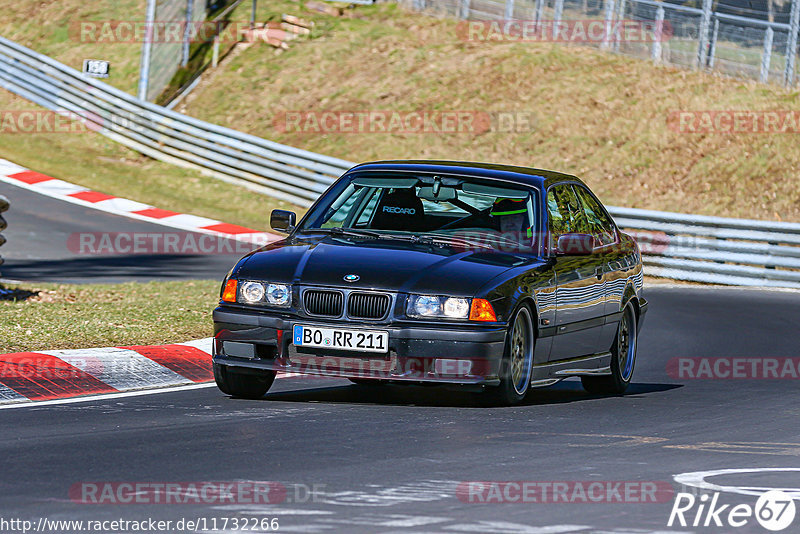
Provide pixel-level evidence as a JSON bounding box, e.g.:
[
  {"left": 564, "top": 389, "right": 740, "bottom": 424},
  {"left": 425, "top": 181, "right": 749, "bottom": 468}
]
[
  {"left": 238, "top": 281, "right": 292, "bottom": 307},
  {"left": 407, "top": 295, "right": 471, "bottom": 319}
]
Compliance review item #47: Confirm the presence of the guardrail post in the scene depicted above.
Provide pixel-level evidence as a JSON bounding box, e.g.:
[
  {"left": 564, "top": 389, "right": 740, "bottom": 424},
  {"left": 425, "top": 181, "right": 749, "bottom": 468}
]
[
  {"left": 761, "top": 27, "right": 774, "bottom": 83},
  {"left": 785, "top": 0, "right": 800, "bottom": 86},
  {"left": 0, "top": 195, "right": 8, "bottom": 267},
  {"left": 504, "top": 0, "right": 515, "bottom": 19},
  {"left": 602, "top": 0, "right": 615, "bottom": 50},
  {"left": 697, "top": 0, "right": 713, "bottom": 68},
  {"left": 652, "top": 6, "right": 665, "bottom": 63},
  {"left": 459, "top": 0, "right": 471, "bottom": 19}
]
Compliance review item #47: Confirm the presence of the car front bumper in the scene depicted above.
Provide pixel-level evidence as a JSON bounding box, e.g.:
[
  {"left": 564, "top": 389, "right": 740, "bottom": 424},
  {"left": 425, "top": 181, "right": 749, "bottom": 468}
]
[{"left": 213, "top": 307, "right": 507, "bottom": 385}]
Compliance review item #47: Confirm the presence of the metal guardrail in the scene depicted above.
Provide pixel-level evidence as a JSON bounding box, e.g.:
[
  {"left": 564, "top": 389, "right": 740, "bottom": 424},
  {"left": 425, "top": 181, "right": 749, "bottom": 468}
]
[
  {"left": 0, "top": 36, "right": 799, "bottom": 288},
  {"left": 0, "top": 36, "right": 351, "bottom": 207}
]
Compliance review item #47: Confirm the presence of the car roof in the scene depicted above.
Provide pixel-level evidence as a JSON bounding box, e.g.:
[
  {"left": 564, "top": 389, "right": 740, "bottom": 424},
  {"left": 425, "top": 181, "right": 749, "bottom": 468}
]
[{"left": 345, "top": 160, "right": 585, "bottom": 190}]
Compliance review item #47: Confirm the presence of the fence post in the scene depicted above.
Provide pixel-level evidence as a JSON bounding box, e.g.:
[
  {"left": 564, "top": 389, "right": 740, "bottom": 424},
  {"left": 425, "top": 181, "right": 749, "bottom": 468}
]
[
  {"left": 137, "top": 0, "right": 157, "bottom": 101},
  {"left": 785, "top": 0, "right": 800, "bottom": 86},
  {"left": 212, "top": 34, "right": 220, "bottom": 68},
  {"left": 505, "top": 0, "right": 515, "bottom": 19},
  {"left": 602, "top": 0, "right": 615, "bottom": 49},
  {"left": 0, "top": 195, "right": 8, "bottom": 267},
  {"left": 553, "top": 0, "right": 564, "bottom": 39},
  {"left": 251, "top": 0, "right": 257, "bottom": 28},
  {"left": 697, "top": 0, "right": 713, "bottom": 68},
  {"left": 652, "top": 6, "right": 665, "bottom": 63},
  {"left": 761, "top": 27, "right": 774, "bottom": 83},
  {"left": 613, "top": 0, "right": 627, "bottom": 51},
  {"left": 460, "top": 0, "right": 471, "bottom": 19},
  {"left": 534, "top": 0, "right": 545, "bottom": 24},
  {"left": 708, "top": 17, "right": 719, "bottom": 69},
  {"left": 182, "top": 0, "right": 193, "bottom": 68}
]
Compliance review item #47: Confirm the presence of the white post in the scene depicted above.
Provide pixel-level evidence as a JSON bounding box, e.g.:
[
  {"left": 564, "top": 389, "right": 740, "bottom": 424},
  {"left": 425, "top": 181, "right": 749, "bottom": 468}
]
[
  {"left": 137, "top": 0, "right": 157, "bottom": 101},
  {"left": 460, "top": 0, "right": 471, "bottom": 19},
  {"left": 505, "top": 0, "right": 515, "bottom": 19},
  {"left": 652, "top": 6, "right": 665, "bottom": 63},
  {"left": 708, "top": 17, "right": 719, "bottom": 69},
  {"left": 602, "top": 0, "right": 615, "bottom": 50},
  {"left": 697, "top": 0, "right": 713, "bottom": 68},
  {"left": 785, "top": 0, "right": 800, "bottom": 86},
  {"left": 613, "top": 0, "right": 627, "bottom": 51},
  {"left": 182, "top": 0, "right": 193, "bottom": 67},
  {"left": 534, "top": 0, "right": 544, "bottom": 25},
  {"left": 761, "top": 27, "right": 774, "bottom": 83},
  {"left": 553, "top": 0, "right": 564, "bottom": 39}
]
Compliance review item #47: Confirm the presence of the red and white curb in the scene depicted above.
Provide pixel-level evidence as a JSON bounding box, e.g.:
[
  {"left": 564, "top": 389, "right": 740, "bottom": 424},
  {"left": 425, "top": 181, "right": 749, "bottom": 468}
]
[
  {"left": 0, "top": 338, "right": 217, "bottom": 406},
  {"left": 0, "top": 158, "right": 280, "bottom": 246},
  {"left": 0, "top": 339, "right": 310, "bottom": 407}
]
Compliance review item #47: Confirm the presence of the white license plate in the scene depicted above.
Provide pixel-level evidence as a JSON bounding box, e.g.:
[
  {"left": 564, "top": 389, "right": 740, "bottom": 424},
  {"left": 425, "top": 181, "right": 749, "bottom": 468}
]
[{"left": 293, "top": 325, "right": 389, "bottom": 353}]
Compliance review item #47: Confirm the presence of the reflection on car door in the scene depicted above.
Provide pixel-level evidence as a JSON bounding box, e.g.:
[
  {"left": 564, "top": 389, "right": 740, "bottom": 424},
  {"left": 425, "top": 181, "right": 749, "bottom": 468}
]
[
  {"left": 572, "top": 185, "right": 626, "bottom": 352},
  {"left": 547, "top": 184, "right": 606, "bottom": 361}
]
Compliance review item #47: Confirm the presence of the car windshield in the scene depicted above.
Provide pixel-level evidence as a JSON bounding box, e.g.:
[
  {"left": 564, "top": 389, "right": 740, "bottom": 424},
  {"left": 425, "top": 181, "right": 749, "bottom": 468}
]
[{"left": 298, "top": 173, "right": 540, "bottom": 252}]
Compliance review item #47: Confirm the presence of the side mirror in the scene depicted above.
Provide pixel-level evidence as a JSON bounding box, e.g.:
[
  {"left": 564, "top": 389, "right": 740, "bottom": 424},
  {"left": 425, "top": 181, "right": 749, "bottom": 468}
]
[
  {"left": 270, "top": 209, "right": 296, "bottom": 233},
  {"left": 556, "top": 233, "right": 596, "bottom": 256}
]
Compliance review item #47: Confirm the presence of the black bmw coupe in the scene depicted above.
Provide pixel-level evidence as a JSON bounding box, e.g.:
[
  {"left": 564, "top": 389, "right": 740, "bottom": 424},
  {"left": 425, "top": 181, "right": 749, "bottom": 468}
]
[{"left": 212, "top": 161, "right": 647, "bottom": 405}]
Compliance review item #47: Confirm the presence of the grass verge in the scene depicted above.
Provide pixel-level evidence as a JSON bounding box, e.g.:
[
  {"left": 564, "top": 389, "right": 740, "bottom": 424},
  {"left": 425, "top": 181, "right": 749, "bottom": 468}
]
[
  {"left": 0, "top": 280, "right": 218, "bottom": 353},
  {"left": 179, "top": 1, "right": 800, "bottom": 222}
]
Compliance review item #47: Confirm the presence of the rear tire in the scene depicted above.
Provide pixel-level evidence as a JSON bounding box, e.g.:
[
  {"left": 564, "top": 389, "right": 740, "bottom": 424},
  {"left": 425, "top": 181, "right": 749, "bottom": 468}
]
[
  {"left": 582, "top": 301, "right": 637, "bottom": 395},
  {"left": 214, "top": 363, "right": 275, "bottom": 399},
  {"left": 485, "top": 304, "right": 535, "bottom": 406}
]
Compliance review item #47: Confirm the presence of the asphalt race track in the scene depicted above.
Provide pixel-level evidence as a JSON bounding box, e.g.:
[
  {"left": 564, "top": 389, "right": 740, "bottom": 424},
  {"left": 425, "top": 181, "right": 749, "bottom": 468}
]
[
  {"left": 1, "top": 285, "right": 798, "bottom": 533},
  {"left": 0, "top": 181, "right": 250, "bottom": 283}
]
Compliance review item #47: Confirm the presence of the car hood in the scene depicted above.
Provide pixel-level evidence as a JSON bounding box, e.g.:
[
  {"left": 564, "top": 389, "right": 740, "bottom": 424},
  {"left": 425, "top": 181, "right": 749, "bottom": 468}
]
[{"left": 235, "top": 235, "right": 542, "bottom": 296}]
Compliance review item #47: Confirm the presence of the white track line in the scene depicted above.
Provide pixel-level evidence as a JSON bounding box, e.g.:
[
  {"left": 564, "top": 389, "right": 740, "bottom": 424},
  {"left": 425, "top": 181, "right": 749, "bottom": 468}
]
[{"left": 0, "top": 383, "right": 219, "bottom": 410}]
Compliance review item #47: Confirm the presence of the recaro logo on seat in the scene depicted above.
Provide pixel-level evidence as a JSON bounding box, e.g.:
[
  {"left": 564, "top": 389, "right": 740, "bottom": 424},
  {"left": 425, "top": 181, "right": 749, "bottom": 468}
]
[{"left": 382, "top": 206, "right": 416, "bottom": 215}]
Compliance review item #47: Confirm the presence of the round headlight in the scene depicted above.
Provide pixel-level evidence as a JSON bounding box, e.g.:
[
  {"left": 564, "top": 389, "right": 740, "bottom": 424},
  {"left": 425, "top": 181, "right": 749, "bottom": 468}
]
[
  {"left": 240, "top": 281, "right": 265, "bottom": 303},
  {"left": 414, "top": 295, "right": 441, "bottom": 317},
  {"left": 266, "top": 283, "right": 291, "bottom": 306},
  {"left": 443, "top": 297, "right": 470, "bottom": 318}
]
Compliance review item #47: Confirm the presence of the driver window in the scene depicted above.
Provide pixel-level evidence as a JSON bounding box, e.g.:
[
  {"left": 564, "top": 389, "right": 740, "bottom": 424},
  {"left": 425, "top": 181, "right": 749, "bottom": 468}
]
[
  {"left": 547, "top": 184, "right": 590, "bottom": 250},
  {"left": 573, "top": 185, "right": 617, "bottom": 247}
]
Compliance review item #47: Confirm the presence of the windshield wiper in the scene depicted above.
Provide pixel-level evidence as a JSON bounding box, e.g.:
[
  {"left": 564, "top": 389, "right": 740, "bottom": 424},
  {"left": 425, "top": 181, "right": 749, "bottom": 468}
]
[
  {"left": 424, "top": 233, "right": 495, "bottom": 251},
  {"left": 297, "top": 227, "right": 383, "bottom": 239}
]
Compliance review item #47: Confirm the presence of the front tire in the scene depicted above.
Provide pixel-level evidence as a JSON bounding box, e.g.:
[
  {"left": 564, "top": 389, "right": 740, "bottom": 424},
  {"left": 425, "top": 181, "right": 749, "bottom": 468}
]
[
  {"left": 485, "top": 304, "right": 535, "bottom": 406},
  {"left": 214, "top": 363, "right": 275, "bottom": 399},
  {"left": 582, "top": 301, "right": 637, "bottom": 395}
]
